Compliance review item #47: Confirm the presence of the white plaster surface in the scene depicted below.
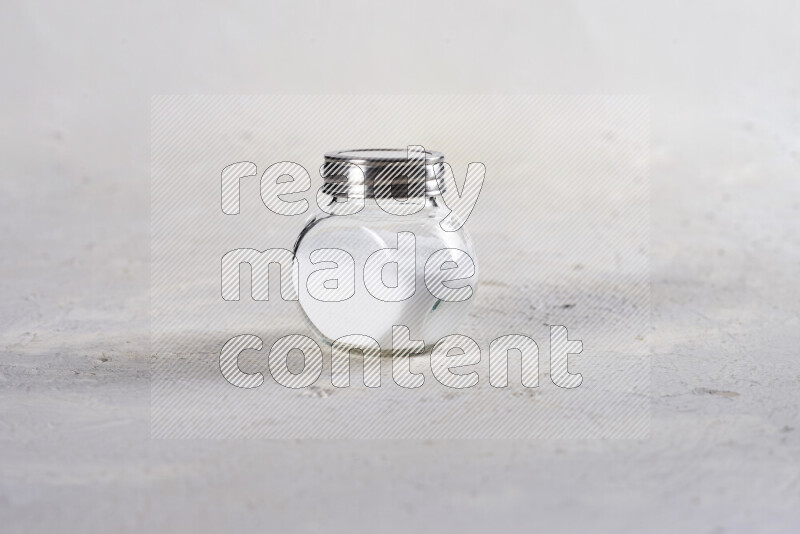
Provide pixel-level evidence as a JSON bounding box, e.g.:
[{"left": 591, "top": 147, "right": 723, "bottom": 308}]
[{"left": 1, "top": 1, "right": 799, "bottom": 532}]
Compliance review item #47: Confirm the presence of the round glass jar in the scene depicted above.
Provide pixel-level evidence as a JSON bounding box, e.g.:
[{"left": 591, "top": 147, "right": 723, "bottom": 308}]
[{"left": 294, "top": 149, "right": 478, "bottom": 351}]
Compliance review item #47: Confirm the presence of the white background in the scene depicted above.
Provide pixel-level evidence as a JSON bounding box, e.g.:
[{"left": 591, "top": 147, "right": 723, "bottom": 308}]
[{"left": 1, "top": 1, "right": 799, "bottom": 532}]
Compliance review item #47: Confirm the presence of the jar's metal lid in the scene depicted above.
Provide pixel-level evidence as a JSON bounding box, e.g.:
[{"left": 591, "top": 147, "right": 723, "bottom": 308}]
[
  {"left": 324, "top": 148, "right": 445, "bottom": 166},
  {"left": 322, "top": 147, "right": 446, "bottom": 199}
]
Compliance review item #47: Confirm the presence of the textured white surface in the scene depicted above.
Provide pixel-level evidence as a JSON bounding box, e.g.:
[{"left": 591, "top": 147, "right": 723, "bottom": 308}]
[{"left": 2, "top": 1, "right": 799, "bottom": 532}]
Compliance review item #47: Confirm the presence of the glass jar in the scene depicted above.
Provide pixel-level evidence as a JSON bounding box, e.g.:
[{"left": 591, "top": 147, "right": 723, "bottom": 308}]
[{"left": 294, "top": 148, "right": 478, "bottom": 351}]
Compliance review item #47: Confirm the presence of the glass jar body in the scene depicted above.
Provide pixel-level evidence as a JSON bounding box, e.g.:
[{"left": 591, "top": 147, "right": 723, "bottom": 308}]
[{"left": 294, "top": 197, "right": 477, "bottom": 351}]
